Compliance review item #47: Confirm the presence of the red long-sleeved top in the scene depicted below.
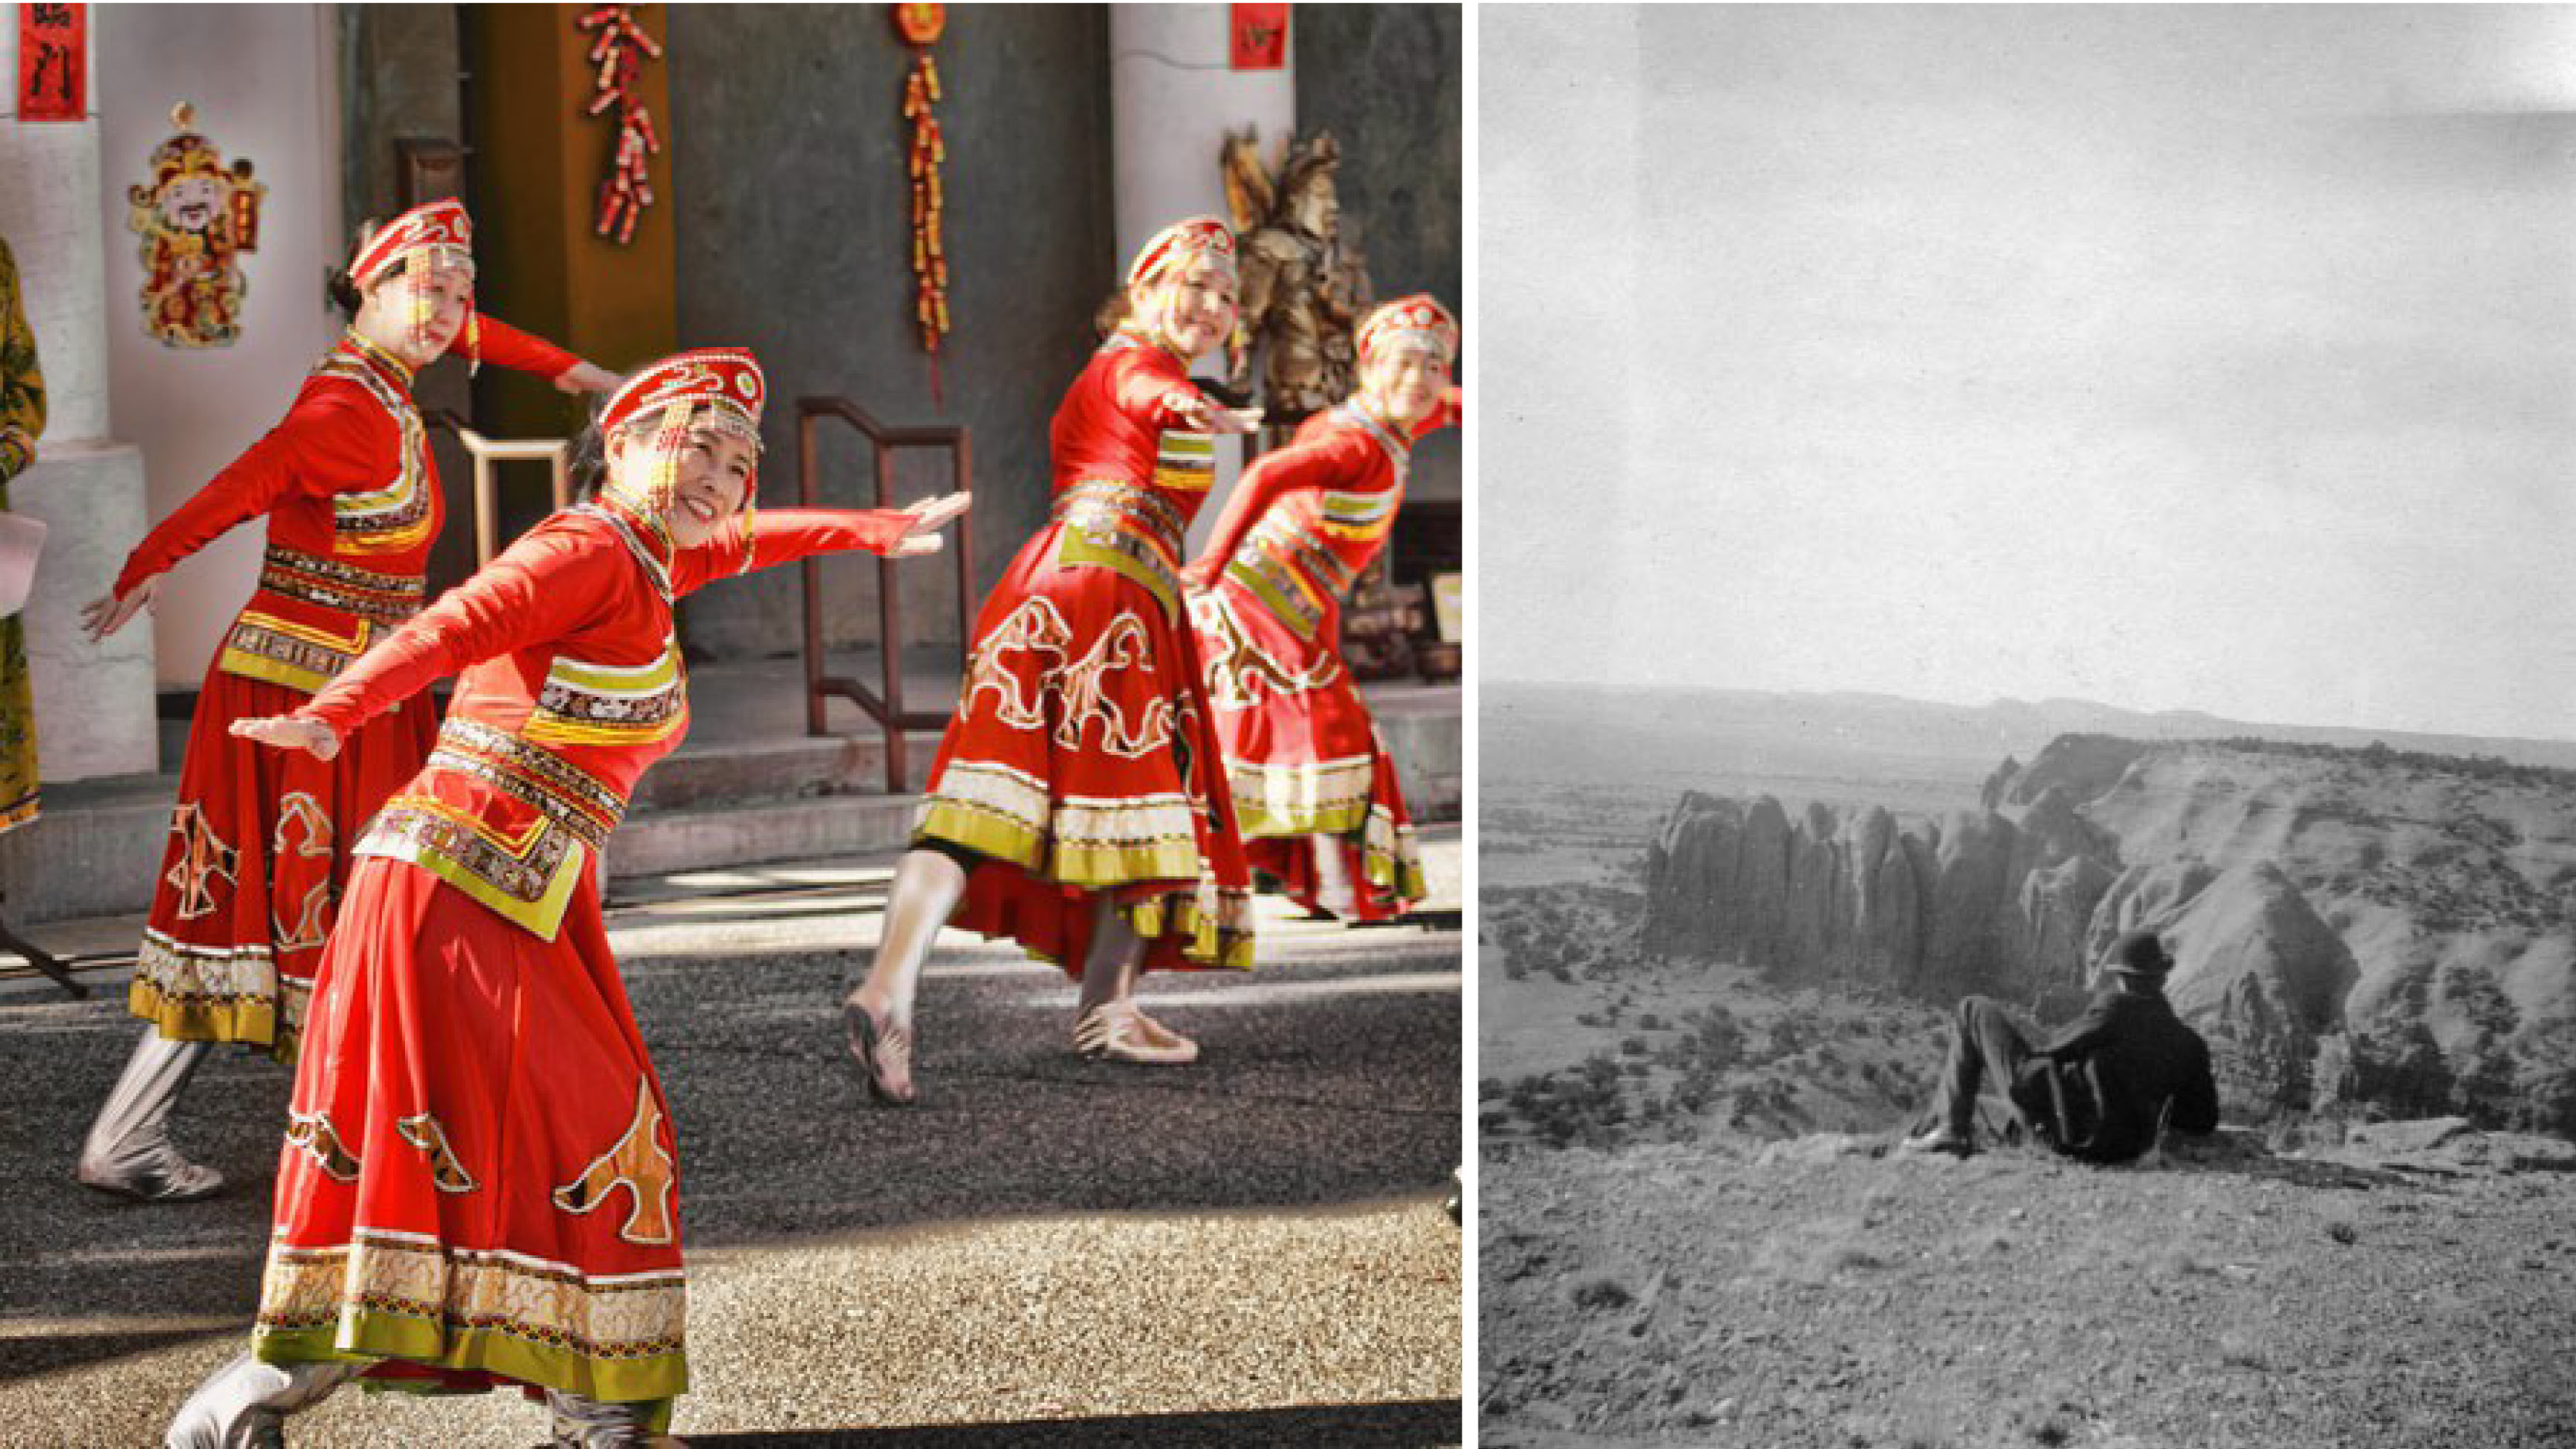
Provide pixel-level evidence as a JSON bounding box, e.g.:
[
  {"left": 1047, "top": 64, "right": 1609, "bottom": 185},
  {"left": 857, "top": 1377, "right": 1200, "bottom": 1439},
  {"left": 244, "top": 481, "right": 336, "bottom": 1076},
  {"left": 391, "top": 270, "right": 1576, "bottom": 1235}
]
[
  {"left": 290, "top": 501, "right": 913, "bottom": 939},
  {"left": 1051, "top": 333, "right": 1220, "bottom": 505},
  {"left": 298, "top": 504, "right": 909, "bottom": 803},
  {"left": 112, "top": 317, "right": 581, "bottom": 697},
  {"left": 1192, "top": 387, "right": 1463, "bottom": 596},
  {"left": 116, "top": 318, "right": 577, "bottom": 595}
]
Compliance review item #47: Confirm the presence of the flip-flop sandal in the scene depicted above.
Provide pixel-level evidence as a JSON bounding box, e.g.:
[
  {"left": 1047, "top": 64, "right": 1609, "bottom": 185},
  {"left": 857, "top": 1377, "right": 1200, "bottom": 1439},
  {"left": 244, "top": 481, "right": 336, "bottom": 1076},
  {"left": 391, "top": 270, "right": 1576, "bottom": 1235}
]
[{"left": 842, "top": 998, "right": 917, "bottom": 1107}]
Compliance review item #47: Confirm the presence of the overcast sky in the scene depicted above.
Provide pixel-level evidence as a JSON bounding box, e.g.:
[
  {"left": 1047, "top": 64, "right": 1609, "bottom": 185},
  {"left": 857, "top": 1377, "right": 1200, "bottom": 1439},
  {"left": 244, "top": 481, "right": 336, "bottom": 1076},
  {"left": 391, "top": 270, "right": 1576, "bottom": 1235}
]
[{"left": 1483, "top": 5, "right": 2576, "bottom": 742}]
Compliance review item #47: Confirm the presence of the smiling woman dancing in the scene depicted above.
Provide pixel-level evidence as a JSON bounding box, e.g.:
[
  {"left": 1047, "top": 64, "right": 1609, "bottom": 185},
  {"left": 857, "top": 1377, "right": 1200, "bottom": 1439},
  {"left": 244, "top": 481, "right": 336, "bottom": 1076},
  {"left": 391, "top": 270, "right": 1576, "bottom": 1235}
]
[
  {"left": 842, "top": 216, "right": 1265, "bottom": 1104},
  {"left": 74, "top": 200, "right": 618, "bottom": 1202},
  {"left": 164, "top": 349, "right": 965, "bottom": 1447},
  {"left": 1186, "top": 294, "right": 1462, "bottom": 923}
]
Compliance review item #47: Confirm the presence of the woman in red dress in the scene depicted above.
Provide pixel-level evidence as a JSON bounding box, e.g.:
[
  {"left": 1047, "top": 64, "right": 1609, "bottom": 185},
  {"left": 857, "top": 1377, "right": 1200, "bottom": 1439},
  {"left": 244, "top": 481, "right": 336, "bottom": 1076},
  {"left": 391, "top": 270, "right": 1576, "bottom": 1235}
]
[
  {"left": 1185, "top": 294, "right": 1461, "bottom": 921},
  {"left": 165, "top": 349, "right": 965, "bottom": 1446},
  {"left": 842, "top": 217, "right": 1264, "bottom": 1104},
  {"left": 75, "top": 200, "right": 617, "bottom": 1203}
]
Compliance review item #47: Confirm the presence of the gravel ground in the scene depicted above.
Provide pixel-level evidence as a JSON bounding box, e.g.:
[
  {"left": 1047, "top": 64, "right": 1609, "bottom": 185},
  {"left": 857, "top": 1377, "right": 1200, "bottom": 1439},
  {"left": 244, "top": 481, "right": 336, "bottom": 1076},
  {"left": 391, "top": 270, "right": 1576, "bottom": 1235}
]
[
  {"left": 0, "top": 843, "right": 1462, "bottom": 1446},
  {"left": 1481, "top": 1132, "right": 2576, "bottom": 1449}
]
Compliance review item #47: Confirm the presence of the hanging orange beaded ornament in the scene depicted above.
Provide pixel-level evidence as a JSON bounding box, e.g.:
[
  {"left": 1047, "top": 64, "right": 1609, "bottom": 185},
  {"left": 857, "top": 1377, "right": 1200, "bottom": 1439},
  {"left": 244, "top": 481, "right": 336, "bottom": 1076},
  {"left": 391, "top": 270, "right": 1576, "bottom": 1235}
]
[{"left": 896, "top": 4, "right": 950, "bottom": 402}]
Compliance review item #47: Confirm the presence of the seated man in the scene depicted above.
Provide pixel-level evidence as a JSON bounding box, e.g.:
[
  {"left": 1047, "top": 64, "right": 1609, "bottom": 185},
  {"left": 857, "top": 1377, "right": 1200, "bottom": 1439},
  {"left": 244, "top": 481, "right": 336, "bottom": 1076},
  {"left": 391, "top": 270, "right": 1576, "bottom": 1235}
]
[{"left": 1902, "top": 929, "right": 2220, "bottom": 1163}]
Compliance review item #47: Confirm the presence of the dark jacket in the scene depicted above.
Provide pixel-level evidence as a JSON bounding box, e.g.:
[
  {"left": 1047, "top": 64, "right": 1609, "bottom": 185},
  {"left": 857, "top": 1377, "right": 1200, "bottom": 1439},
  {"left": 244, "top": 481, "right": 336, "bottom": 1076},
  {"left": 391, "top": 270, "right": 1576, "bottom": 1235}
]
[{"left": 2016, "top": 987, "right": 2219, "bottom": 1164}]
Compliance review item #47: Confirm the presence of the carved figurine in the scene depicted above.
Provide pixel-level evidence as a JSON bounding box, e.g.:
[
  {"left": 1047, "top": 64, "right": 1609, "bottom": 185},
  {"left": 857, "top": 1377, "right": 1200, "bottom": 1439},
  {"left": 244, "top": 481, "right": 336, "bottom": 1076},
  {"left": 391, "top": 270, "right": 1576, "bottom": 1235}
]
[{"left": 1220, "top": 130, "right": 1373, "bottom": 430}]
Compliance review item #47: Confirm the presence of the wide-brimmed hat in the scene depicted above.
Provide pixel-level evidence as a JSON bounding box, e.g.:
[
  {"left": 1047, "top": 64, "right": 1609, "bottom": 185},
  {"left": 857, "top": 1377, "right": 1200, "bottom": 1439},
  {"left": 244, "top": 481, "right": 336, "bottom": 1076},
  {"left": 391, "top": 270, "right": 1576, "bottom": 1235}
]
[{"left": 2105, "top": 928, "right": 2175, "bottom": 977}]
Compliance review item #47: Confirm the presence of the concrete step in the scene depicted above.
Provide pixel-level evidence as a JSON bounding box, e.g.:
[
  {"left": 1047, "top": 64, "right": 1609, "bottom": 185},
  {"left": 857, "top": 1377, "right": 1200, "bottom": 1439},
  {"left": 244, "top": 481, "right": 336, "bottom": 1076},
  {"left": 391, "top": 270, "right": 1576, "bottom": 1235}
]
[
  {"left": 606, "top": 791, "right": 923, "bottom": 881},
  {"left": 0, "top": 825, "right": 1464, "bottom": 1002},
  {"left": 5, "top": 684, "right": 1461, "bottom": 925}
]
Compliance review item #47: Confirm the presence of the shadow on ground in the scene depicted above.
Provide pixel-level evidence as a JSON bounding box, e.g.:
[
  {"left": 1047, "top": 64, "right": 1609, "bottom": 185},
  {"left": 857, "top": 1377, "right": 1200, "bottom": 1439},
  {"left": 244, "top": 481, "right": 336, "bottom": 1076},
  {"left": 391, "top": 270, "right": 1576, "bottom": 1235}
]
[
  {"left": 689, "top": 1398, "right": 1462, "bottom": 1447},
  {"left": 0, "top": 931, "right": 1461, "bottom": 1386}
]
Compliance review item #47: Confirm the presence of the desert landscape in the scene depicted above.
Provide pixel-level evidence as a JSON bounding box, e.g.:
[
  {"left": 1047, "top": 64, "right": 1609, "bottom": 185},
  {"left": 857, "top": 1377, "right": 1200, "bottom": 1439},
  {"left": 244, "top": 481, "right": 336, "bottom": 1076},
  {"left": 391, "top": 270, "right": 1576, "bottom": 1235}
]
[{"left": 1478, "top": 685, "right": 2576, "bottom": 1447}]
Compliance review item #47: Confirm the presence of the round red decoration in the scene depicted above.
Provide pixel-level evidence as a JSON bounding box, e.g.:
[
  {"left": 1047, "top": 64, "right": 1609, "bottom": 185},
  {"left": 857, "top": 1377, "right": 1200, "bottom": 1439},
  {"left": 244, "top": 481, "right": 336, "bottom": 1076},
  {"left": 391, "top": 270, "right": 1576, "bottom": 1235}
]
[{"left": 894, "top": 4, "right": 945, "bottom": 46}]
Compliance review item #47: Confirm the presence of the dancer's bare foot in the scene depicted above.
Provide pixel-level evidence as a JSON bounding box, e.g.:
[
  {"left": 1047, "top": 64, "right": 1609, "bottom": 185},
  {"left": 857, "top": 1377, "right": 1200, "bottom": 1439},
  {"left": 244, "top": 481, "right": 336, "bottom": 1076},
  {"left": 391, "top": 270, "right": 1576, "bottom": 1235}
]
[
  {"left": 1074, "top": 1003, "right": 1199, "bottom": 1065},
  {"left": 1128, "top": 1007, "right": 1202, "bottom": 1063},
  {"left": 842, "top": 994, "right": 917, "bottom": 1106}
]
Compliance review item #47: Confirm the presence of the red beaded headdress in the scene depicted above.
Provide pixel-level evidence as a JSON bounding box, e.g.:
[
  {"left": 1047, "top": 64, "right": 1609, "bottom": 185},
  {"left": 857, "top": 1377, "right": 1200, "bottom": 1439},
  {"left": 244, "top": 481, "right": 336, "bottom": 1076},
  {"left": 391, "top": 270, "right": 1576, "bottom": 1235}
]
[
  {"left": 600, "top": 348, "right": 767, "bottom": 520},
  {"left": 1125, "top": 216, "right": 1238, "bottom": 289},
  {"left": 350, "top": 199, "right": 475, "bottom": 288},
  {"left": 1357, "top": 294, "right": 1459, "bottom": 368}
]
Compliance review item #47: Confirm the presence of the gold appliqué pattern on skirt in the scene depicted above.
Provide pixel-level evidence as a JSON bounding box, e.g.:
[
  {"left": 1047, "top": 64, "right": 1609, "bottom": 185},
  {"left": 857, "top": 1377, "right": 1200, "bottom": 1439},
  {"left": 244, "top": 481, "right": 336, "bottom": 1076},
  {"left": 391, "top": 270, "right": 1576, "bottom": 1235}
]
[
  {"left": 269, "top": 793, "right": 335, "bottom": 954},
  {"left": 963, "top": 597, "right": 1179, "bottom": 760},
  {"left": 1189, "top": 587, "right": 1342, "bottom": 709},
  {"left": 397, "top": 1114, "right": 480, "bottom": 1195},
  {"left": 553, "top": 1079, "right": 679, "bottom": 1247},
  {"left": 163, "top": 802, "right": 240, "bottom": 920},
  {"left": 284, "top": 1109, "right": 361, "bottom": 1183}
]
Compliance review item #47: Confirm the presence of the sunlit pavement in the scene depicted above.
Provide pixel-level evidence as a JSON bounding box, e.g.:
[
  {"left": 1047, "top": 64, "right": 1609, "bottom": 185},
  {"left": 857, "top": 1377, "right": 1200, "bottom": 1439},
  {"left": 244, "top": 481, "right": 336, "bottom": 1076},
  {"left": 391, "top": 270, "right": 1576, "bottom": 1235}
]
[{"left": 0, "top": 830, "right": 1462, "bottom": 1447}]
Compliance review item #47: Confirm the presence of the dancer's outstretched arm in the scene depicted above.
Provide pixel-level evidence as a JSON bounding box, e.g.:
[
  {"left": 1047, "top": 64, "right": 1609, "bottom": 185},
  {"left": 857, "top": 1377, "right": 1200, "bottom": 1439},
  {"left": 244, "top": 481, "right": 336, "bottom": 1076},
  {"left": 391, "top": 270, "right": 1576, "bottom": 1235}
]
[
  {"left": 232, "top": 522, "right": 623, "bottom": 759},
  {"left": 1186, "top": 432, "right": 1361, "bottom": 583},
  {"left": 675, "top": 495, "right": 968, "bottom": 594},
  {"left": 463, "top": 313, "right": 618, "bottom": 393},
  {"left": 83, "top": 391, "right": 393, "bottom": 641}
]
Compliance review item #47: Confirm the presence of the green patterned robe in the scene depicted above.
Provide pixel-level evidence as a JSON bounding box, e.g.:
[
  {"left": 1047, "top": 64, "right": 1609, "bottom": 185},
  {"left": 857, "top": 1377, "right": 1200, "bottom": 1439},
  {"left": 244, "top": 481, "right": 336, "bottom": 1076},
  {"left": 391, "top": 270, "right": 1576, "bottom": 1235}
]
[{"left": 0, "top": 236, "right": 46, "bottom": 833}]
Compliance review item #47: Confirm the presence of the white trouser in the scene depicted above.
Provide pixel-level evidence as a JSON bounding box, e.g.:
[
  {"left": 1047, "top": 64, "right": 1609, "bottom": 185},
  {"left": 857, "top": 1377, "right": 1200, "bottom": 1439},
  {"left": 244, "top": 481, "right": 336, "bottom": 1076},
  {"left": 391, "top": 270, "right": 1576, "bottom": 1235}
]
[
  {"left": 165, "top": 1353, "right": 362, "bottom": 1448},
  {"left": 82, "top": 1027, "right": 212, "bottom": 1178}
]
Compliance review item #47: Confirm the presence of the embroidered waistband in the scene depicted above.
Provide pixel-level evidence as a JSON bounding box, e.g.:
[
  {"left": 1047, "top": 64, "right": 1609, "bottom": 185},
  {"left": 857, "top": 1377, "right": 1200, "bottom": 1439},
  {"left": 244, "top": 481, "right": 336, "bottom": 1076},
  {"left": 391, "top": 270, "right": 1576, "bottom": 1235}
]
[
  {"left": 257, "top": 546, "right": 426, "bottom": 627},
  {"left": 1241, "top": 512, "right": 1356, "bottom": 599},
  {"left": 425, "top": 719, "right": 625, "bottom": 853},
  {"left": 1053, "top": 479, "right": 1187, "bottom": 556},
  {"left": 1052, "top": 479, "right": 1188, "bottom": 618}
]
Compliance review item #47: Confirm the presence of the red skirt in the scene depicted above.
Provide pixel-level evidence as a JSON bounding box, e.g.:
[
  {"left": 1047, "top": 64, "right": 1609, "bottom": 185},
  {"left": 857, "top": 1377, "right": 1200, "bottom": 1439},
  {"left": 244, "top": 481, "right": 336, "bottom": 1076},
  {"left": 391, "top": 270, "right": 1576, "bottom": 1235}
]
[
  {"left": 128, "top": 665, "right": 437, "bottom": 1061},
  {"left": 914, "top": 520, "right": 1254, "bottom": 975},
  {"left": 250, "top": 853, "right": 688, "bottom": 1409},
  {"left": 1189, "top": 579, "right": 1427, "bottom": 922}
]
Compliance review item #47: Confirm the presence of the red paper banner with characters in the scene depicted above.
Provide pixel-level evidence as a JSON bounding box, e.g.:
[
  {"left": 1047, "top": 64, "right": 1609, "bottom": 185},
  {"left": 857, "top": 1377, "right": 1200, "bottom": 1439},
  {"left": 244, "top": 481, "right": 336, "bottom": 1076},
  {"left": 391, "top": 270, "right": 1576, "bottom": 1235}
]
[
  {"left": 17, "top": 3, "right": 86, "bottom": 122},
  {"left": 1230, "top": 3, "right": 1288, "bottom": 71}
]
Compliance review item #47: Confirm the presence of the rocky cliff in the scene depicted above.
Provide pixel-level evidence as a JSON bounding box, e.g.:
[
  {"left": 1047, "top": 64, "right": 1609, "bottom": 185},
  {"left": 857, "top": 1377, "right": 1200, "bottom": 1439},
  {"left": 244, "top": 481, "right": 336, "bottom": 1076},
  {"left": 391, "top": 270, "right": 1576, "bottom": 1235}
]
[{"left": 1643, "top": 734, "right": 2576, "bottom": 1128}]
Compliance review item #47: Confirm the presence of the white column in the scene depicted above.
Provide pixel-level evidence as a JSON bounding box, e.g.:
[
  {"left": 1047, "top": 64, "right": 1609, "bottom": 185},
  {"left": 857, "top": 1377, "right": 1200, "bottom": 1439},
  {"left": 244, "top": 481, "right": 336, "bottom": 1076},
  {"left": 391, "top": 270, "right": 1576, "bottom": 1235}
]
[
  {"left": 0, "top": 22, "right": 158, "bottom": 782},
  {"left": 1108, "top": 4, "right": 1294, "bottom": 553}
]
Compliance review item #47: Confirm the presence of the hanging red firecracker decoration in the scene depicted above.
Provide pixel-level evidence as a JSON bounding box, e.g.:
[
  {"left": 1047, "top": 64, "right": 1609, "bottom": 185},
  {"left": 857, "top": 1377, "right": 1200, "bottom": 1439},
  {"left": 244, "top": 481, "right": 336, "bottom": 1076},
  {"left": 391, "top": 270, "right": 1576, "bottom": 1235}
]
[
  {"left": 896, "top": 4, "right": 949, "bottom": 400},
  {"left": 579, "top": 5, "right": 662, "bottom": 245}
]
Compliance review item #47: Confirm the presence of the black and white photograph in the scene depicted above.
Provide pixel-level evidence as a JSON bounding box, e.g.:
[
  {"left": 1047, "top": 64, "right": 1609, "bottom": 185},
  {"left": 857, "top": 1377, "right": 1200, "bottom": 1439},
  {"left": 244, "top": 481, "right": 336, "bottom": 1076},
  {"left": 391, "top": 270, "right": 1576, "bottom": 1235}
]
[{"left": 1479, "top": 7, "right": 2576, "bottom": 1447}]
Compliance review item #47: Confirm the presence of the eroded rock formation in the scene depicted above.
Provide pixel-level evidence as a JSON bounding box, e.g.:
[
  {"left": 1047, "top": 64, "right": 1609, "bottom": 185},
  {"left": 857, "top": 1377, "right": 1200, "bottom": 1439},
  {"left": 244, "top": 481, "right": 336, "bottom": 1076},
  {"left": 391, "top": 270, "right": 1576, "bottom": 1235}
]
[{"left": 1643, "top": 733, "right": 2576, "bottom": 1129}]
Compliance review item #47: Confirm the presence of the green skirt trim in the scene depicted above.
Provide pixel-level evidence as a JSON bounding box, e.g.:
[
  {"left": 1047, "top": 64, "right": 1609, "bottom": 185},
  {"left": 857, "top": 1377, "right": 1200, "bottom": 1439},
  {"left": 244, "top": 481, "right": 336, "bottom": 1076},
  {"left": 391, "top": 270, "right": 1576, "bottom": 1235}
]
[
  {"left": 914, "top": 801, "right": 1207, "bottom": 888},
  {"left": 254, "top": 1318, "right": 686, "bottom": 1410}
]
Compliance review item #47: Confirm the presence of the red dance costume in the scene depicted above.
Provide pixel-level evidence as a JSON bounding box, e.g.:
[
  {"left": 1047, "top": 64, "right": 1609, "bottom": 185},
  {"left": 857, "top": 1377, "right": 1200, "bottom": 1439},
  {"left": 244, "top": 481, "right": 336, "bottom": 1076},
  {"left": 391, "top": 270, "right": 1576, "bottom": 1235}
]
[
  {"left": 122, "top": 318, "right": 578, "bottom": 1059},
  {"left": 1188, "top": 389, "right": 1459, "bottom": 920},
  {"left": 913, "top": 332, "right": 1255, "bottom": 974},
  {"left": 257, "top": 491, "right": 912, "bottom": 1407}
]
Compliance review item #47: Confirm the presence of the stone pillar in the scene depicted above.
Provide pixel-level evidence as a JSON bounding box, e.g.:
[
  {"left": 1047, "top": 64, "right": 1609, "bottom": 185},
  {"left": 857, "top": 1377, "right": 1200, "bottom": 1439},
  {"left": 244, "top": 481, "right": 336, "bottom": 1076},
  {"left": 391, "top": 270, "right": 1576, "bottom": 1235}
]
[
  {"left": 0, "top": 22, "right": 157, "bottom": 782},
  {"left": 1108, "top": 4, "right": 1293, "bottom": 554}
]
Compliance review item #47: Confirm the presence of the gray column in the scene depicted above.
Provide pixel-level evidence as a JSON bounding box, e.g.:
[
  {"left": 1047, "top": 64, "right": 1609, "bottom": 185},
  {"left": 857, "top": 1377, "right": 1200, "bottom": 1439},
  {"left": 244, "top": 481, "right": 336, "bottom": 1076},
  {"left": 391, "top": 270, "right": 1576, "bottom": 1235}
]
[
  {"left": 0, "top": 21, "right": 158, "bottom": 782},
  {"left": 1108, "top": 4, "right": 1294, "bottom": 555}
]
